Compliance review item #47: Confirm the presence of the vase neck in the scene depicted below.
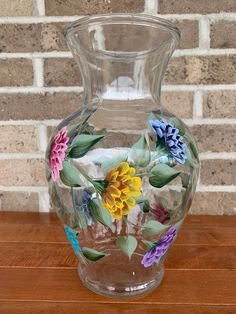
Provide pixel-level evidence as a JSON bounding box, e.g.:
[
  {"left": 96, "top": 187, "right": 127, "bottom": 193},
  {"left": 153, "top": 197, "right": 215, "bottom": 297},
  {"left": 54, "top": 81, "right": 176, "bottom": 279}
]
[{"left": 65, "top": 14, "right": 179, "bottom": 108}]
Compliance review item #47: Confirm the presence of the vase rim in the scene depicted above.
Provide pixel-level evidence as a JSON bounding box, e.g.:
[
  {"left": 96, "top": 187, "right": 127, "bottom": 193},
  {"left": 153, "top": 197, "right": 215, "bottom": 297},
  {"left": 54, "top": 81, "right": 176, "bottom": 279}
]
[{"left": 64, "top": 13, "right": 180, "bottom": 59}]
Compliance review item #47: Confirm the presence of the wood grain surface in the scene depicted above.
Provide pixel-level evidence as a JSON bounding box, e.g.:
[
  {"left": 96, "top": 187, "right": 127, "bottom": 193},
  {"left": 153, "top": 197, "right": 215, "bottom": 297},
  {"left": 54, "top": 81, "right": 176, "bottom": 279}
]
[{"left": 0, "top": 212, "right": 235, "bottom": 313}]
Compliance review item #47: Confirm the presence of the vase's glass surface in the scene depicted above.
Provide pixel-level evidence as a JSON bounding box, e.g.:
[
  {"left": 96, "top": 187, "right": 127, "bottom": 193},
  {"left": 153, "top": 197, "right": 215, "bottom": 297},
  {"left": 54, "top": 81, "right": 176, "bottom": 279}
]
[{"left": 45, "top": 14, "right": 200, "bottom": 299}]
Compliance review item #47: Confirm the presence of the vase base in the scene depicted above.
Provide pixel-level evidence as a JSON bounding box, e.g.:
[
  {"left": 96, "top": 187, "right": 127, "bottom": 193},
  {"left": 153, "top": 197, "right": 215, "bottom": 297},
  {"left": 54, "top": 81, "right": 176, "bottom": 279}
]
[{"left": 78, "top": 249, "right": 165, "bottom": 299}]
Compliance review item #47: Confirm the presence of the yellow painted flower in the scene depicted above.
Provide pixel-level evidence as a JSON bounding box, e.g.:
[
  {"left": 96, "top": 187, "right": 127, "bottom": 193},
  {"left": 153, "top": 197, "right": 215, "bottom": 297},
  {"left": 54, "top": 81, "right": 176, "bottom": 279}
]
[{"left": 102, "top": 162, "right": 142, "bottom": 220}]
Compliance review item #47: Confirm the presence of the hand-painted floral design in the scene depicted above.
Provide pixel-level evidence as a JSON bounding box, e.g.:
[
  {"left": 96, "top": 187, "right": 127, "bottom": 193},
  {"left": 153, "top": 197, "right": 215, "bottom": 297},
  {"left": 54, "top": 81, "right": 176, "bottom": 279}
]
[
  {"left": 81, "top": 190, "right": 93, "bottom": 225},
  {"left": 141, "top": 226, "right": 177, "bottom": 268},
  {"left": 151, "top": 203, "right": 170, "bottom": 224},
  {"left": 150, "top": 119, "right": 187, "bottom": 164},
  {"left": 64, "top": 225, "right": 81, "bottom": 255},
  {"left": 102, "top": 162, "right": 142, "bottom": 220},
  {"left": 49, "top": 126, "right": 70, "bottom": 181}
]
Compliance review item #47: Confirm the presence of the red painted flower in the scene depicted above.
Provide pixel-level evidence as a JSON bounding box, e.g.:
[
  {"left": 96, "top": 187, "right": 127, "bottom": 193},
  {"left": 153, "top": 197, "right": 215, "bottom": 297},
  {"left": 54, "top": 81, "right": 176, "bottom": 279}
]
[
  {"left": 151, "top": 203, "right": 170, "bottom": 224},
  {"left": 49, "top": 127, "right": 69, "bottom": 181}
]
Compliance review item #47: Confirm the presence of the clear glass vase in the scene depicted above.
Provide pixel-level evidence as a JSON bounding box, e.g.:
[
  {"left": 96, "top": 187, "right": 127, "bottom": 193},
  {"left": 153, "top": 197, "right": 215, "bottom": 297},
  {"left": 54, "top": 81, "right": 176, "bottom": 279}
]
[{"left": 45, "top": 14, "right": 200, "bottom": 299}]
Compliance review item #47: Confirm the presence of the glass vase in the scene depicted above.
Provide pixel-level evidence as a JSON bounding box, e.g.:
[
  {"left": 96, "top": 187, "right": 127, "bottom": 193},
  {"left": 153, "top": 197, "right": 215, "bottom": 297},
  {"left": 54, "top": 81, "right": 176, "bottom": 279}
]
[{"left": 45, "top": 14, "right": 200, "bottom": 299}]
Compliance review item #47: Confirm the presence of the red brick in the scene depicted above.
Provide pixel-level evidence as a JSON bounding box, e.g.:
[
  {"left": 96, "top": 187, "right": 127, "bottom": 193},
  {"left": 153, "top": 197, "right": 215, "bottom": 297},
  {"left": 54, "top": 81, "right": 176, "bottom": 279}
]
[
  {"left": 0, "top": 126, "right": 38, "bottom": 153},
  {"left": 210, "top": 21, "right": 236, "bottom": 49},
  {"left": 0, "top": 191, "right": 39, "bottom": 211},
  {"left": 203, "top": 91, "right": 236, "bottom": 118},
  {"left": 158, "top": 0, "right": 236, "bottom": 14},
  {"left": 164, "top": 56, "right": 236, "bottom": 85},
  {"left": 0, "top": 93, "right": 83, "bottom": 120},
  {"left": 0, "top": 59, "right": 33, "bottom": 87},
  {"left": 0, "top": 23, "right": 67, "bottom": 53},
  {"left": 174, "top": 20, "right": 199, "bottom": 49},
  {"left": 190, "top": 125, "right": 236, "bottom": 153},
  {"left": 191, "top": 192, "right": 236, "bottom": 215},
  {"left": 162, "top": 91, "right": 193, "bottom": 118},
  {"left": 44, "top": 58, "right": 81, "bottom": 86},
  {"left": 45, "top": 0, "right": 144, "bottom": 16},
  {"left": 0, "top": 0, "right": 33, "bottom": 16},
  {"left": 200, "top": 160, "right": 236, "bottom": 185},
  {"left": 0, "top": 159, "right": 46, "bottom": 186}
]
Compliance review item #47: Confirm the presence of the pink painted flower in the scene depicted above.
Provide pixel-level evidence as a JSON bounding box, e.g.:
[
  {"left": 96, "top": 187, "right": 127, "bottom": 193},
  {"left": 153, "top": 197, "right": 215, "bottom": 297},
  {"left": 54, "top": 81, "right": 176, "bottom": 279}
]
[
  {"left": 151, "top": 203, "right": 170, "bottom": 224},
  {"left": 49, "top": 127, "right": 69, "bottom": 181}
]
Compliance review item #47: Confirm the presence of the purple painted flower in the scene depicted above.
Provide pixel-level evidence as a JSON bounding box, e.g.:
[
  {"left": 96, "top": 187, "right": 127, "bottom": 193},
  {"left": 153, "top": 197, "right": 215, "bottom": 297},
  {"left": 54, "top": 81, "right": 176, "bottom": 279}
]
[
  {"left": 141, "top": 226, "right": 177, "bottom": 268},
  {"left": 49, "top": 126, "right": 69, "bottom": 181},
  {"left": 150, "top": 119, "right": 187, "bottom": 164}
]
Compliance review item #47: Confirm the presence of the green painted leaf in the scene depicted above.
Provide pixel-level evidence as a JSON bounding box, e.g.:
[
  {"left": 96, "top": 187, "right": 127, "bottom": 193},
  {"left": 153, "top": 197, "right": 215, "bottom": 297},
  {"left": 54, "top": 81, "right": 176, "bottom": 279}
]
[
  {"left": 169, "top": 117, "right": 186, "bottom": 136},
  {"left": 142, "top": 220, "right": 168, "bottom": 237},
  {"left": 149, "top": 164, "right": 181, "bottom": 188},
  {"left": 82, "top": 247, "right": 107, "bottom": 261},
  {"left": 142, "top": 239, "right": 157, "bottom": 251},
  {"left": 100, "top": 152, "right": 127, "bottom": 174},
  {"left": 89, "top": 198, "right": 112, "bottom": 228},
  {"left": 186, "top": 146, "right": 193, "bottom": 168},
  {"left": 190, "top": 138, "right": 199, "bottom": 161},
  {"left": 142, "top": 201, "right": 152, "bottom": 213},
  {"left": 129, "top": 134, "right": 150, "bottom": 167},
  {"left": 67, "top": 121, "right": 83, "bottom": 138},
  {"left": 180, "top": 172, "right": 190, "bottom": 188},
  {"left": 116, "top": 235, "right": 137, "bottom": 258},
  {"left": 68, "top": 134, "right": 105, "bottom": 158},
  {"left": 135, "top": 195, "right": 148, "bottom": 204},
  {"left": 60, "top": 160, "right": 84, "bottom": 187}
]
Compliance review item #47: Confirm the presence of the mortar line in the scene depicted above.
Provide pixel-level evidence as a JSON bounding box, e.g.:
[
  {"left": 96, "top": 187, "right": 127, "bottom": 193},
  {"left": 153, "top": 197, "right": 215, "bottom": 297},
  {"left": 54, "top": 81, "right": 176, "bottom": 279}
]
[
  {"left": 144, "top": 0, "right": 158, "bottom": 14},
  {"left": 33, "top": 58, "right": 44, "bottom": 88},
  {"left": 193, "top": 90, "right": 203, "bottom": 119},
  {"left": 0, "top": 86, "right": 83, "bottom": 93},
  {"left": 3, "top": 151, "right": 234, "bottom": 160},
  {"left": 0, "top": 13, "right": 235, "bottom": 24},
  {"left": 199, "top": 16, "right": 210, "bottom": 49},
  {"left": 0, "top": 52, "right": 72, "bottom": 59},
  {"left": 173, "top": 48, "right": 236, "bottom": 56},
  {"left": 197, "top": 185, "right": 236, "bottom": 192},
  {"left": 1, "top": 49, "right": 236, "bottom": 59},
  {"left": 0, "top": 186, "right": 48, "bottom": 192},
  {"left": 0, "top": 185, "right": 235, "bottom": 193},
  {"left": 200, "top": 152, "right": 236, "bottom": 160},
  {"left": 0, "top": 153, "right": 45, "bottom": 159},
  {"left": 37, "top": 124, "right": 48, "bottom": 153},
  {"left": 35, "top": 0, "right": 45, "bottom": 16},
  {"left": 1, "top": 118, "right": 236, "bottom": 126},
  {"left": 0, "top": 84, "right": 236, "bottom": 94}
]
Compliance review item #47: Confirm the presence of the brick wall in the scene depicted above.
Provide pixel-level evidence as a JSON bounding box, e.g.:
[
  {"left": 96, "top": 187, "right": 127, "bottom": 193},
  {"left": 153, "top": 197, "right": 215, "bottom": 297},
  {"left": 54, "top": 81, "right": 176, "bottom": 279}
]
[{"left": 0, "top": 0, "right": 235, "bottom": 214}]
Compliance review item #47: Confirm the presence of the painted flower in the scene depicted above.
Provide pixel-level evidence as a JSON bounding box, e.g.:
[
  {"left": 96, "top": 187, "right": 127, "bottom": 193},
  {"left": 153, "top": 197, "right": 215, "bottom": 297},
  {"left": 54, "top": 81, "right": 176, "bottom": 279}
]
[
  {"left": 151, "top": 203, "right": 170, "bottom": 224},
  {"left": 150, "top": 119, "right": 187, "bottom": 164},
  {"left": 102, "top": 162, "right": 142, "bottom": 220},
  {"left": 141, "top": 226, "right": 177, "bottom": 268},
  {"left": 64, "top": 225, "right": 81, "bottom": 255},
  {"left": 81, "top": 190, "right": 93, "bottom": 225},
  {"left": 49, "top": 126, "right": 70, "bottom": 181}
]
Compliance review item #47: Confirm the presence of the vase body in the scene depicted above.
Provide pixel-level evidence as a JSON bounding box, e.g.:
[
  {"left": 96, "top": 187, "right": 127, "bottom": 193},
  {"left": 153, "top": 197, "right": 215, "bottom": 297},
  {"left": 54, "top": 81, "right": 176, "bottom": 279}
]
[{"left": 45, "top": 14, "right": 200, "bottom": 299}]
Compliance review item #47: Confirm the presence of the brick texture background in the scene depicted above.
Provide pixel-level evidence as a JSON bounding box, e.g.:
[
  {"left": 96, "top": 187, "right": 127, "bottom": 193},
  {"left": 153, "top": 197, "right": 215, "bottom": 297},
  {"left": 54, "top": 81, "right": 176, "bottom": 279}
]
[{"left": 0, "top": 0, "right": 235, "bottom": 214}]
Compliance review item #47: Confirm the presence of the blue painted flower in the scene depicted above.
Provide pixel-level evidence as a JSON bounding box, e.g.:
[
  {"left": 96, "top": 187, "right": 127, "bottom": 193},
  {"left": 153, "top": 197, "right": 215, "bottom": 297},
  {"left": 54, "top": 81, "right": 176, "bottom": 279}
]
[
  {"left": 64, "top": 225, "right": 81, "bottom": 255},
  {"left": 150, "top": 119, "right": 187, "bottom": 164},
  {"left": 81, "top": 190, "right": 93, "bottom": 225}
]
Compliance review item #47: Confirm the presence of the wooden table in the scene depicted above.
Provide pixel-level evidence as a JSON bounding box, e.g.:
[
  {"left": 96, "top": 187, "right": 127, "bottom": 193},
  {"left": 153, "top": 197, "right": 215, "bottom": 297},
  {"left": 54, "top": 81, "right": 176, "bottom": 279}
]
[{"left": 0, "top": 212, "right": 235, "bottom": 313}]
